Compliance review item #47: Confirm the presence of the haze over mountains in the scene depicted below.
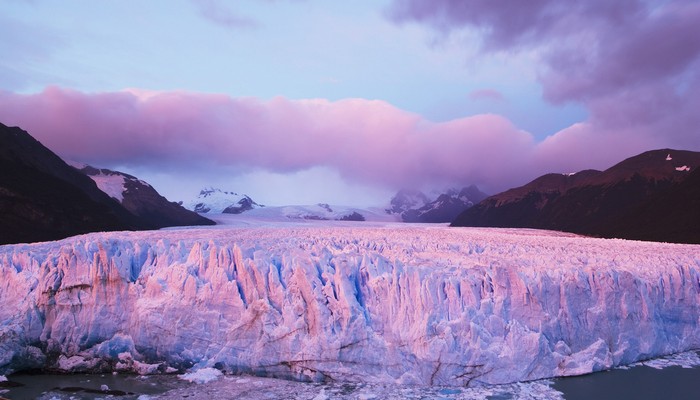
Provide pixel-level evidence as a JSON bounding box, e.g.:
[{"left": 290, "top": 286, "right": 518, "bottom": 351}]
[
  {"left": 387, "top": 186, "right": 489, "bottom": 223},
  {"left": 452, "top": 149, "right": 700, "bottom": 244}
]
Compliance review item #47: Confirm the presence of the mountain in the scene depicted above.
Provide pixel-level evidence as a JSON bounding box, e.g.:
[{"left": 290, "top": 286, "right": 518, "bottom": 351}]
[
  {"left": 0, "top": 123, "right": 147, "bottom": 245},
  {"left": 74, "top": 165, "right": 214, "bottom": 228},
  {"left": 599, "top": 166, "right": 700, "bottom": 243},
  {"left": 451, "top": 149, "right": 700, "bottom": 244},
  {"left": 386, "top": 189, "right": 430, "bottom": 214},
  {"left": 185, "top": 187, "right": 263, "bottom": 214},
  {"left": 388, "top": 186, "right": 488, "bottom": 223}
]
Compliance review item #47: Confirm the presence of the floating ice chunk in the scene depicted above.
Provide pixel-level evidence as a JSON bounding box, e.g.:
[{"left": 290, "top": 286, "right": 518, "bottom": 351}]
[
  {"left": 179, "top": 367, "right": 223, "bottom": 384},
  {"left": 631, "top": 351, "right": 700, "bottom": 370}
]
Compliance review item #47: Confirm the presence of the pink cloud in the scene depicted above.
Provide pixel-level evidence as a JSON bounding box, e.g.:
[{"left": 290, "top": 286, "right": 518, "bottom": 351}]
[{"left": 0, "top": 87, "right": 695, "bottom": 194}]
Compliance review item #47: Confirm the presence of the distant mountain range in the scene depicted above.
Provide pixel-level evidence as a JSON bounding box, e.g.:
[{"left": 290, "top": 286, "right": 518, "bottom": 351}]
[
  {"left": 216, "top": 203, "right": 396, "bottom": 223},
  {"left": 0, "top": 123, "right": 213, "bottom": 245},
  {"left": 184, "top": 189, "right": 393, "bottom": 222},
  {"left": 183, "top": 185, "right": 488, "bottom": 223},
  {"left": 452, "top": 149, "right": 700, "bottom": 244},
  {"left": 387, "top": 185, "right": 488, "bottom": 223}
]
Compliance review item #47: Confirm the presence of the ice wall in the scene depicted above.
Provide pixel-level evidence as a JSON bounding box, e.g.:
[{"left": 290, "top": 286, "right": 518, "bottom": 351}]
[{"left": 1, "top": 226, "right": 700, "bottom": 386}]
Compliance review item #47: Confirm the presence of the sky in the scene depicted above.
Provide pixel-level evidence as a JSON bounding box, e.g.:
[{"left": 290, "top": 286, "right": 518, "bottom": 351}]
[{"left": 1, "top": 0, "right": 699, "bottom": 207}]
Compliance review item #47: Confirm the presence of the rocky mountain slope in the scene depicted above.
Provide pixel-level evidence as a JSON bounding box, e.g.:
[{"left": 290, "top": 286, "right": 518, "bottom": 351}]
[
  {"left": 0, "top": 123, "right": 213, "bottom": 245},
  {"left": 75, "top": 165, "right": 214, "bottom": 228},
  {"left": 0, "top": 123, "right": 145, "bottom": 245},
  {"left": 452, "top": 149, "right": 700, "bottom": 243}
]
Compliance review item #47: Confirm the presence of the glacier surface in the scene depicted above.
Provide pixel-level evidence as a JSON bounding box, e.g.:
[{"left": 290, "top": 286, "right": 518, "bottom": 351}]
[{"left": 1, "top": 225, "right": 700, "bottom": 386}]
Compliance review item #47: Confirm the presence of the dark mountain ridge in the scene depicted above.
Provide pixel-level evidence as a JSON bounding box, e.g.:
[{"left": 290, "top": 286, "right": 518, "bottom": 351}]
[
  {"left": 76, "top": 165, "right": 214, "bottom": 228},
  {"left": 0, "top": 123, "right": 213, "bottom": 245},
  {"left": 452, "top": 149, "right": 700, "bottom": 244},
  {"left": 0, "top": 123, "right": 144, "bottom": 244}
]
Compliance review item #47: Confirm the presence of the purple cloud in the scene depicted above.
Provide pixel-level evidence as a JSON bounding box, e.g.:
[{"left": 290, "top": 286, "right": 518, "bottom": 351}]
[
  {"left": 388, "top": 0, "right": 700, "bottom": 154},
  {"left": 388, "top": 0, "right": 644, "bottom": 51}
]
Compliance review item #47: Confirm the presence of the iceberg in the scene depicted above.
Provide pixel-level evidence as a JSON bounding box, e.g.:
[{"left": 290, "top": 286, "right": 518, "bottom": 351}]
[{"left": 1, "top": 225, "right": 700, "bottom": 386}]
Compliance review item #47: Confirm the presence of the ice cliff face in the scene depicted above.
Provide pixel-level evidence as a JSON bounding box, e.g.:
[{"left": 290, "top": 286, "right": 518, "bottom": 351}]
[{"left": 1, "top": 226, "right": 700, "bottom": 386}]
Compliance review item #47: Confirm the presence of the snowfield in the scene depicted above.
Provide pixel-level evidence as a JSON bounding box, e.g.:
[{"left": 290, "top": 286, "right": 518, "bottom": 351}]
[{"left": 1, "top": 223, "right": 700, "bottom": 387}]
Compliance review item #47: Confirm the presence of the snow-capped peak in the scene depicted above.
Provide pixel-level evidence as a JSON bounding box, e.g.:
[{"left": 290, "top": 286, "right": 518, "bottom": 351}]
[
  {"left": 186, "top": 187, "right": 263, "bottom": 214},
  {"left": 198, "top": 187, "right": 241, "bottom": 198}
]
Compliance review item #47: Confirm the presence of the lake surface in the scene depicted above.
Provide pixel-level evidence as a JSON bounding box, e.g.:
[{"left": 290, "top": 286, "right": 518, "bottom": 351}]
[
  {"left": 0, "top": 373, "right": 184, "bottom": 399},
  {"left": 553, "top": 357, "right": 700, "bottom": 400}
]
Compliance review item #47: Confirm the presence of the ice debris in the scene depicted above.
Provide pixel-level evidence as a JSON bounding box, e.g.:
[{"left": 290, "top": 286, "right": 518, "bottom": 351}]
[{"left": 179, "top": 368, "right": 223, "bottom": 384}]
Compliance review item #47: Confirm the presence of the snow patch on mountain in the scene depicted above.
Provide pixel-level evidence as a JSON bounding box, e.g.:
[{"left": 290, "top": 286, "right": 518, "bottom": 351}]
[
  {"left": 69, "top": 162, "right": 154, "bottom": 204},
  {"left": 2, "top": 225, "right": 700, "bottom": 386},
  {"left": 89, "top": 173, "right": 127, "bottom": 202}
]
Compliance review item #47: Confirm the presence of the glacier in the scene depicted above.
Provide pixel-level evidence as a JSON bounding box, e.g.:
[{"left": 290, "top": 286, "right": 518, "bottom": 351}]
[{"left": 1, "top": 224, "right": 700, "bottom": 386}]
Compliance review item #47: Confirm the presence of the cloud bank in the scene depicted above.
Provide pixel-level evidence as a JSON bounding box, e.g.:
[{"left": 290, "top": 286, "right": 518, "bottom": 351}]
[{"left": 0, "top": 86, "right": 689, "bottom": 194}]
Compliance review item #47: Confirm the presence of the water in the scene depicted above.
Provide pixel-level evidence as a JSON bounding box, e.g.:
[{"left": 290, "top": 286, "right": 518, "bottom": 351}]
[
  {"left": 0, "top": 372, "right": 185, "bottom": 399},
  {"left": 553, "top": 362, "right": 700, "bottom": 400}
]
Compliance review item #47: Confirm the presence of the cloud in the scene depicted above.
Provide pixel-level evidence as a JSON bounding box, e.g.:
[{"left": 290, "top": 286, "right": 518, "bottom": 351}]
[
  {"left": 191, "top": 0, "right": 257, "bottom": 29},
  {"left": 469, "top": 88, "right": 505, "bottom": 102},
  {"left": 387, "top": 0, "right": 646, "bottom": 53},
  {"left": 387, "top": 0, "right": 700, "bottom": 153},
  {"left": 190, "top": 0, "right": 307, "bottom": 30},
  {"left": 1, "top": 86, "right": 692, "bottom": 195}
]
